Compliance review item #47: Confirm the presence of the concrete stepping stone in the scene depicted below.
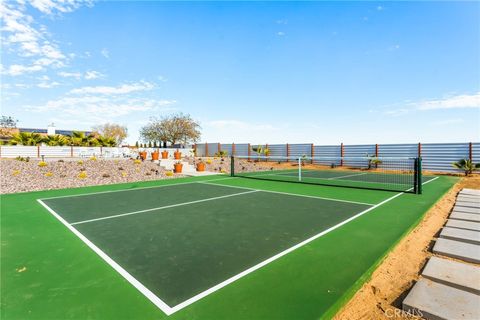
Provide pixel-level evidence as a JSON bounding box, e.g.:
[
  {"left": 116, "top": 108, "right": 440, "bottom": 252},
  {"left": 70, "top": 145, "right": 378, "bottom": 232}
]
[
  {"left": 460, "top": 188, "right": 480, "bottom": 195},
  {"left": 457, "top": 195, "right": 480, "bottom": 201},
  {"left": 422, "top": 256, "right": 480, "bottom": 294},
  {"left": 450, "top": 212, "right": 480, "bottom": 223},
  {"left": 440, "top": 227, "right": 480, "bottom": 245},
  {"left": 446, "top": 219, "right": 480, "bottom": 232},
  {"left": 403, "top": 278, "right": 480, "bottom": 320},
  {"left": 455, "top": 201, "right": 480, "bottom": 209},
  {"left": 453, "top": 206, "right": 480, "bottom": 214},
  {"left": 433, "top": 238, "right": 480, "bottom": 264}
]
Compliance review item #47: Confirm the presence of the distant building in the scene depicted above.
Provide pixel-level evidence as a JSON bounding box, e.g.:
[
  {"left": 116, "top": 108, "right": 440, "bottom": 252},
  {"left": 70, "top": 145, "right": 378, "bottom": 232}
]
[{"left": 0, "top": 123, "right": 92, "bottom": 143}]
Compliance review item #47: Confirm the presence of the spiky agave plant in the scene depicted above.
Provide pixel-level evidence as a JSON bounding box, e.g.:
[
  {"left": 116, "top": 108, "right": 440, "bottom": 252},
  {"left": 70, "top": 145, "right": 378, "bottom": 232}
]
[{"left": 452, "top": 159, "right": 480, "bottom": 176}]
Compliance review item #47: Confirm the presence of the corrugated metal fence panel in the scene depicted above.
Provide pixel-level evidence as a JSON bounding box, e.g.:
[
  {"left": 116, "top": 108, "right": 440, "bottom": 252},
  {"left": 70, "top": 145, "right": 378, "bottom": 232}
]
[
  {"left": 422, "top": 143, "right": 470, "bottom": 173},
  {"left": 72, "top": 147, "right": 102, "bottom": 157},
  {"left": 234, "top": 144, "right": 250, "bottom": 157},
  {"left": 289, "top": 144, "right": 312, "bottom": 158},
  {"left": 268, "top": 144, "right": 287, "bottom": 158},
  {"left": 0, "top": 146, "right": 38, "bottom": 158},
  {"left": 473, "top": 143, "right": 480, "bottom": 164},
  {"left": 378, "top": 144, "right": 418, "bottom": 158},
  {"left": 196, "top": 144, "right": 206, "bottom": 157},
  {"left": 206, "top": 143, "right": 220, "bottom": 156},
  {"left": 313, "top": 145, "right": 341, "bottom": 165},
  {"left": 220, "top": 144, "right": 233, "bottom": 156},
  {"left": 343, "top": 144, "right": 376, "bottom": 167}
]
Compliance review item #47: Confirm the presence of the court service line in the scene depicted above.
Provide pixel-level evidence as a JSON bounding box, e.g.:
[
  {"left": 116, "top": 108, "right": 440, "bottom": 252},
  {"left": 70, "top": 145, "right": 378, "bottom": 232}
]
[
  {"left": 197, "top": 181, "right": 375, "bottom": 206},
  {"left": 70, "top": 190, "right": 259, "bottom": 226}
]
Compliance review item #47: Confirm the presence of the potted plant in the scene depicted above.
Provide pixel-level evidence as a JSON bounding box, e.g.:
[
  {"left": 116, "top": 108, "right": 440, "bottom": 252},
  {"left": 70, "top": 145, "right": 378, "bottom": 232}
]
[
  {"left": 196, "top": 160, "right": 206, "bottom": 172},
  {"left": 161, "top": 150, "right": 169, "bottom": 159},
  {"left": 151, "top": 150, "right": 160, "bottom": 161},
  {"left": 174, "top": 161, "right": 183, "bottom": 173},
  {"left": 174, "top": 149, "right": 182, "bottom": 160},
  {"left": 139, "top": 150, "right": 147, "bottom": 160}
]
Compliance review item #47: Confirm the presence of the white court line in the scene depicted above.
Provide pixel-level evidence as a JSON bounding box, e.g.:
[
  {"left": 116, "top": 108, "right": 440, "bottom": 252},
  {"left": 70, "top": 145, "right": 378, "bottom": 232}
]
[
  {"left": 70, "top": 190, "right": 258, "bottom": 225},
  {"left": 37, "top": 175, "right": 440, "bottom": 316},
  {"left": 39, "top": 176, "right": 231, "bottom": 201},
  {"left": 197, "top": 181, "right": 375, "bottom": 206},
  {"left": 37, "top": 199, "right": 175, "bottom": 315}
]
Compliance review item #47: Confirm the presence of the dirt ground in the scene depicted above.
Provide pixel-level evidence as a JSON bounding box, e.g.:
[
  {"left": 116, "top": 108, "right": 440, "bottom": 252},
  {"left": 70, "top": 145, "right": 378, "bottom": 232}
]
[{"left": 333, "top": 174, "right": 480, "bottom": 320}]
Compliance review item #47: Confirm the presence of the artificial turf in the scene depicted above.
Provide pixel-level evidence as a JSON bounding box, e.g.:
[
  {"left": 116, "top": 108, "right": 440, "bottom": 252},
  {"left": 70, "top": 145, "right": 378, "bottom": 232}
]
[{"left": 1, "top": 174, "right": 457, "bottom": 319}]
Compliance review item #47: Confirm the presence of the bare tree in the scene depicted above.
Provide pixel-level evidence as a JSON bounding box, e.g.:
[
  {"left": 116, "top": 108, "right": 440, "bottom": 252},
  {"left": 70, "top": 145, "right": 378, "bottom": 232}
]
[
  {"left": 140, "top": 113, "right": 201, "bottom": 147},
  {"left": 92, "top": 123, "right": 128, "bottom": 146}
]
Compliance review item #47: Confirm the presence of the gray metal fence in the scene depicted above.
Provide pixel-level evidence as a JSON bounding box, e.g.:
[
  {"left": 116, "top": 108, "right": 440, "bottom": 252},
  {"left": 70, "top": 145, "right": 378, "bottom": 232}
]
[{"left": 194, "top": 142, "right": 479, "bottom": 173}]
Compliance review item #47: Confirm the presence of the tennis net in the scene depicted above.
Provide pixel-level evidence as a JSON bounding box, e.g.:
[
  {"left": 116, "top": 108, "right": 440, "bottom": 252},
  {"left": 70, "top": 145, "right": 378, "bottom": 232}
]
[{"left": 230, "top": 155, "right": 422, "bottom": 193}]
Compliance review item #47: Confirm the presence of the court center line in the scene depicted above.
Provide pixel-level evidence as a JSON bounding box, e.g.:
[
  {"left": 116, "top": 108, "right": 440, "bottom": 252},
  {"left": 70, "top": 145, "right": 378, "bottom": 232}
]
[
  {"left": 70, "top": 190, "right": 259, "bottom": 226},
  {"left": 197, "top": 181, "right": 375, "bottom": 206}
]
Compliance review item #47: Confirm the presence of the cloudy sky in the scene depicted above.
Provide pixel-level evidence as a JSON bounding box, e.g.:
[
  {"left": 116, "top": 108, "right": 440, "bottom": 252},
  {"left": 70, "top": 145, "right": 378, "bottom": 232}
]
[{"left": 1, "top": 1, "right": 479, "bottom": 144}]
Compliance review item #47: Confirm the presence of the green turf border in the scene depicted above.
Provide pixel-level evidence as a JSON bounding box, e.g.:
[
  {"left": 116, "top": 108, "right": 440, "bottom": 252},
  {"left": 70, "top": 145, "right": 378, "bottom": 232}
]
[{"left": 322, "top": 180, "right": 457, "bottom": 319}]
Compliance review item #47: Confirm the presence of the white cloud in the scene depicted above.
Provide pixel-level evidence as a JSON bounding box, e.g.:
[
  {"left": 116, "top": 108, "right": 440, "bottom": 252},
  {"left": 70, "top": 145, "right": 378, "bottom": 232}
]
[
  {"left": 58, "top": 71, "right": 82, "bottom": 79},
  {"left": 27, "top": 96, "right": 176, "bottom": 121},
  {"left": 100, "top": 48, "right": 109, "bottom": 58},
  {"left": 0, "top": 0, "right": 91, "bottom": 76},
  {"left": 384, "top": 108, "right": 409, "bottom": 116},
  {"left": 415, "top": 92, "right": 480, "bottom": 110},
  {"left": 277, "top": 31, "right": 285, "bottom": 36},
  {"left": 2, "top": 64, "right": 43, "bottom": 76},
  {"left": 84, "top": 70, "right": 104, "bottom": 80},
  {"left": 69, "top": 81, "right": 155, "bottom": 95}
]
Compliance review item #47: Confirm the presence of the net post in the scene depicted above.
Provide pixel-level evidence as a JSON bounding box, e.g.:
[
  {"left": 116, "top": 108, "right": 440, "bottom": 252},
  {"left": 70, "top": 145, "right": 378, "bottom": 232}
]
[
  {"left": 414, "top": 157, "right": 422, "bottom": 194},
  {"left": 340, "top": 143, "right": 344, "bottom": 166},
  {"left": 230, "top": 156, "right": 235, "bottom": 177},
  {"left": 298, "top": 156, "right": 302, "bottom": 182},
  {"left": 469, "top": 142, "right": 473, "bottom": 161},
  {"left": 286, "top": 143, "right": 290, "bottom": 162},
  {"left": 232, "top": 142, "right": 236, "bottom": 156},
  {"left": 311, "top": 143, "right": 314, "bottom": 164}
]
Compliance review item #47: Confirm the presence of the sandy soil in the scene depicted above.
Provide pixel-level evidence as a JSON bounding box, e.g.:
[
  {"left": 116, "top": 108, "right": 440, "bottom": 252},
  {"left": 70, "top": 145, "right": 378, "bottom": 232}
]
[{"left": 333, "top": 174, "right": 480, "bottom": 320}]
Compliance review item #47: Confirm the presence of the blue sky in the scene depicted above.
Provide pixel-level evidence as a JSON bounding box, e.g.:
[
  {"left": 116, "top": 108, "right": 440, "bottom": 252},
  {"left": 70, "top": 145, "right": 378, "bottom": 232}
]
[{"left": 1, "top": 1, "right": 479, "bottom": 145}]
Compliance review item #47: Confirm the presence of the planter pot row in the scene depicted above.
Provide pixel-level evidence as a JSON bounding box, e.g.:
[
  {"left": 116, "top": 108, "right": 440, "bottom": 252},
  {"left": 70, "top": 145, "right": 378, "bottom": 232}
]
[{"left": 139, "top": 150, "right": 182, "bottom": 160}]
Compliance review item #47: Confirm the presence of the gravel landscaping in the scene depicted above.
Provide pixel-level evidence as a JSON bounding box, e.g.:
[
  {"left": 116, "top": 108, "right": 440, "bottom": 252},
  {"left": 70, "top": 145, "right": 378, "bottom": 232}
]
[{"left": 1, "top": 158, "right": 181, "bottom": 194}]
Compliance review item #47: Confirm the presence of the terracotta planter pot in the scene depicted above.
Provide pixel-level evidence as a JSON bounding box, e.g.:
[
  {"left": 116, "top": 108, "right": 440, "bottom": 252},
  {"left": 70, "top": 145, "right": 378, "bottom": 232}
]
[
  {"left": 161, "top": 151, "right": 169, "bottom": 159},
  {"left": 196, "top": 162, "right": 206, "bottom": 172},
  {"left": 174, "top": 163, "right": 183, "bottom": 173},
  {"left": 151, "top": 152, "right": 159, "bottom": 161},
  {"left": 139, "top": 151, "right": 147, "bottom": 160},
  {"left": 174, "top": 151, "right": 181, "bottom": 160}
]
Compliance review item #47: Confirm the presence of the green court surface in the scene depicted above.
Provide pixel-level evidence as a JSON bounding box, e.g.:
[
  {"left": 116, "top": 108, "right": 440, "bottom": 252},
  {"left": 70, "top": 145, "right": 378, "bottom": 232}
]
[{"left": 1, "top": 174, "right": 457, "bottom": 319}]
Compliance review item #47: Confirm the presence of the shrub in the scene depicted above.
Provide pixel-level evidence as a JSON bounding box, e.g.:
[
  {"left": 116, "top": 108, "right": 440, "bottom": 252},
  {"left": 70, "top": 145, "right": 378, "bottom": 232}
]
[
  {"left": 134, "top": 159, "right": 142, "bottom": 165},
  {"left": 165, "top": 171, "right": 174, "bottom": 177},
  {"left": 121, "top": 172, "right": 127, "bottom": 177},
  {"left": 102, "top": 173, "right": 110, "bottom": 178},
  {"left": 145, "top": 172, "right": 152, "bottom": 176},
  {"left": 77, "top": 160, "right": 84, "bottom": 165},
  {"left": 78, "top": 171, "right": 87, "bottom": 179},
  {"left": 220, "top": 169, "right": 227, "bottom": 174},
  {"left": 58, "top": 159, "right": 64, "bottom": 163},
  {"left": 206, "top": 159, "right": 212, "bottom": 164},
  {"left": 89, "top": 156, "right": 97, "bottom": 161},
  {"left": 15, "top": 156, "right": 26, "bottom": 162},
  {"left": 44, "top": 172, "right": 53, "bottom": 177},
  {"left": 38, "top": 161, "right": 47, "bottom": 167},
  {"left": 118, "top": 167, "right": 124, "bottom": 171},
  {"left": 12, "top": 170, "right": 20, "bottom": 176}
]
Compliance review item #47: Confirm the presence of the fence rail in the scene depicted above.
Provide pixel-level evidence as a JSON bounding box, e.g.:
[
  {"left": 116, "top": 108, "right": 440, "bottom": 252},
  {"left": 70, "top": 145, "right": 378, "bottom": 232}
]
[{"left": 194, "top": 142, "right": 478, "bottom": 173}]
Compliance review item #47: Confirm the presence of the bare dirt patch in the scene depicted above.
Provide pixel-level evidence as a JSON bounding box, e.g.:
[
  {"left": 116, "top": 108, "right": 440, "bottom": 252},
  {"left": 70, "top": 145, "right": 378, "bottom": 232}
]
[{"left": 333, "top": 174, "right": 479, "bottom": 320}]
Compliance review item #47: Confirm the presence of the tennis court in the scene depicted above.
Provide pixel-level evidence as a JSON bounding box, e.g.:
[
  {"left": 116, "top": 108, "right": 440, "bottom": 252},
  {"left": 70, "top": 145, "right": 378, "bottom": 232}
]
[{"left": 37, "top": 174, "right": 437, "bottom": 316}]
